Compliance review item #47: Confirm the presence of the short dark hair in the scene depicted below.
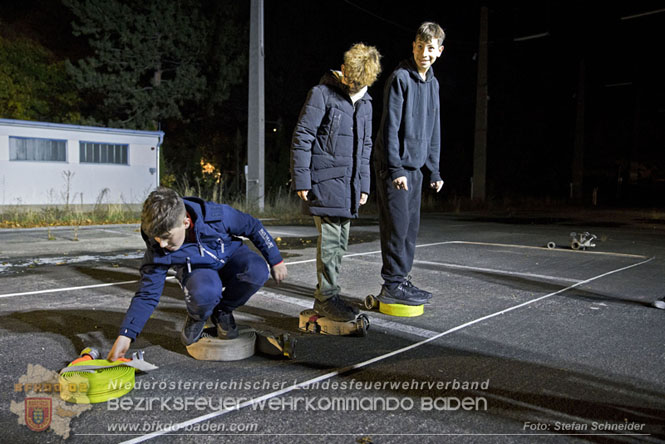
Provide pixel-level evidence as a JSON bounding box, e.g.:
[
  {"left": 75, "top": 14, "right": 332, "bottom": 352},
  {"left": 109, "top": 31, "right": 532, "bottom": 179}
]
[
  {"left": 416, "top": 22, "right": 445, "bottom": 46},
  {"left": 141, "top": 187, "right": 186, "bottom": 238}
]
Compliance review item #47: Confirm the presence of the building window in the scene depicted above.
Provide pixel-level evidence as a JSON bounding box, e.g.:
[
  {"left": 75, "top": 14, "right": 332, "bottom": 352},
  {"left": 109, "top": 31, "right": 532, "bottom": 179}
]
[
  {"left": 79, "top": 142, "right": 128, "bottom": 165},
  {"left": 9, "top": 137, "right": 67, "bottom": 162}
]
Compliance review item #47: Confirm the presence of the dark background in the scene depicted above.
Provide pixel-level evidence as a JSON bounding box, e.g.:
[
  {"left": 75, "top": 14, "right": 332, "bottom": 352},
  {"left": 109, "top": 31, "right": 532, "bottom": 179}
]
[{"left": 2, "top": 0, "right": 664, "bottom": 208}]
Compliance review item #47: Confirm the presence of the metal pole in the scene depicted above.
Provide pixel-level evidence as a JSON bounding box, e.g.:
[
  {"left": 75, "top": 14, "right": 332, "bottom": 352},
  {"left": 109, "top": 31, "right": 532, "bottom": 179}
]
[
  {"left": 571, "top": 58, "right": 585, "bottom": 202},
  {"left": 472, "top": 6, "right": 489, "bottom": 201},
  {"left": 247, "top": 0, "right": 265, "bottom": 211}
]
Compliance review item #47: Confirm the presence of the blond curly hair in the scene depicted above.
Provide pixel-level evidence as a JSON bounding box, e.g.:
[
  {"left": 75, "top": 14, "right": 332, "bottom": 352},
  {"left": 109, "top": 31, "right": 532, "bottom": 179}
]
[{"left": 342, "top": 43, "right": 382, "bottom": 90}]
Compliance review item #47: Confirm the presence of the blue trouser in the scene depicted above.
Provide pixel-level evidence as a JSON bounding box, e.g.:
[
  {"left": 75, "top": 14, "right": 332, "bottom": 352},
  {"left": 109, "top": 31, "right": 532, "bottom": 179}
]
[
  {"left": 181, "top": 244, "right": 270, "bottom": 321},
  {"left": 375, "top": 166, "right": 423, "bottom": 287}
]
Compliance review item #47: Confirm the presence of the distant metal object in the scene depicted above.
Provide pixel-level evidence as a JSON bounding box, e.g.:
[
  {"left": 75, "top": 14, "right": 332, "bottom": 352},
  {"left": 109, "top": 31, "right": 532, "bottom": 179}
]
[
  {"left": 546, "top": 242, "right": 556, "bottom": 249},
  {"left": 570, "top": 231, "right": 597, "bottom": 250}
]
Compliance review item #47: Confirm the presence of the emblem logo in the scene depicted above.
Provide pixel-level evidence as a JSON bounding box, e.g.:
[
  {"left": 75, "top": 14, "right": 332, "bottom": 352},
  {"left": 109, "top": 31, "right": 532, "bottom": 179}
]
[{"left": 25, "top": 397, "right": 52, "bottom": 432}]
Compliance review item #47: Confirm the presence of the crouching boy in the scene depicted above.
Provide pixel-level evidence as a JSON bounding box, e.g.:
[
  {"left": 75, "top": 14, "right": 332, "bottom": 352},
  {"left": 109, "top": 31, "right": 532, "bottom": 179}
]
[{"left": 108, "top": 187, "right": 287, "bottom": 360}]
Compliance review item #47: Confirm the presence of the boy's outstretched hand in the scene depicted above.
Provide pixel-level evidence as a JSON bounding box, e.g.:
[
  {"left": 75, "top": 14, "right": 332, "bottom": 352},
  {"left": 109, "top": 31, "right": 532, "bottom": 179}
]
[
  {"left": 271, "top": 262, "right": 288, "bottom": 284},
  {"left": 107, "top": 335, "right": 131, "bottom": 361}
]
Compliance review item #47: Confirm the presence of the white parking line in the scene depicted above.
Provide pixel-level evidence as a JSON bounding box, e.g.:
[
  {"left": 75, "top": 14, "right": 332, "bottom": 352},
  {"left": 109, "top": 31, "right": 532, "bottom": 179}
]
[
  {"left": 0, "top": 239, "right": 637, "bottom": 300},
  {"left": 0, "top": 276, "right": 175, "bottom": 299},
  {"left": 119, "top": 256, "right": 654, "bottom": 443},
  {"left": 0, "top": 280, "right": 139, "bottom": 299},
  {"left": 285, "top": 241, "right": 456, "bottom": 266},
  {"left": 411, "top": 259, "right": 581, "bottom": 284},
  {"left": 446, "top": 241, "right": 648, "bottom": 259}
]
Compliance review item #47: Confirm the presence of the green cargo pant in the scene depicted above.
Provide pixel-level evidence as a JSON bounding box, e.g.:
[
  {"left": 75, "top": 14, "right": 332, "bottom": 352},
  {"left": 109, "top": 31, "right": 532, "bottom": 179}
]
[{"left": 313, "top": 216, "right": 350, "bottom": 302}]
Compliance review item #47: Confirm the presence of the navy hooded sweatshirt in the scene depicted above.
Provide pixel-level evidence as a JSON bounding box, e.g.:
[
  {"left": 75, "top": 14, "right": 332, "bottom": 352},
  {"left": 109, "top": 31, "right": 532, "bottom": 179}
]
[{"left": 373, "top": 58, "right": 442, "bottom": 183}]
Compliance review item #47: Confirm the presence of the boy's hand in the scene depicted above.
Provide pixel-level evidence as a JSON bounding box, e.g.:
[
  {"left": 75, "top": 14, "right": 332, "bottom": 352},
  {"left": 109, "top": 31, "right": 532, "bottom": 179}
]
[
  {"left": 360, "top": 193, "right": 368, "bottom": 205},
  {"left": 107, "top": 335, "right": 131, "bottom": 361},
  {"left": 297, "top": 190, "right": 309, "bottom": 201},
  {"left": 393, "top": 176, "right": 408, "bottom": 191},
  {"left": 430, "top": 180, "right": 444, "bottom": 192},
  {"left": 271, "top": 262, "right": 288, "bottom": 284}
]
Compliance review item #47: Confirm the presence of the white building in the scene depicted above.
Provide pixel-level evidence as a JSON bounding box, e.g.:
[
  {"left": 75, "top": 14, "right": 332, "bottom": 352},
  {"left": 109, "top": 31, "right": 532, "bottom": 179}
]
[{"left": 0, "top": 118, "right": 164, "bottom": 207}]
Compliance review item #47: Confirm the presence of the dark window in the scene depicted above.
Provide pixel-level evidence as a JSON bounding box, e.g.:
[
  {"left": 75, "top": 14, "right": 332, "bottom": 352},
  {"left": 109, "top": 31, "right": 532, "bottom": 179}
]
[
  {"left": 79, "top": 142, "right": 129, "bottom": 165},
  {"left": 9, "top": 137, "right": 67, "bottom": 162}
]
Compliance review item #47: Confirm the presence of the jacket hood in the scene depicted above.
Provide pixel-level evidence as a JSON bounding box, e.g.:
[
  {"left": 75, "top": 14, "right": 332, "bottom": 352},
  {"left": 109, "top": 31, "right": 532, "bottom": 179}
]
[
  {"left": 318, "top": 70, "right": 346, "bottom": 93},
  {"left": 182, "top": 196, "right": 226, "bottom": 232},
  {"left": 317, "top": 70, "right": 372, "bottom": 103},
  {"left": 141, "top": 196, "right": 220, "bottom": 250},
  {"left": 399, "top": 58, "right": 435, "bottom": 83}
]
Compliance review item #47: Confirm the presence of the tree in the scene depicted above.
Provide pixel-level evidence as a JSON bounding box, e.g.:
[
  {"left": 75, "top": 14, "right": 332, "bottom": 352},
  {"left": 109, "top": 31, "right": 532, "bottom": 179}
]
[
  {"left": 64, "top": 0, "right": 247, "bottom": 130},
  {"left": 0, "top": 32, "right": 81, "bottom": 122}
]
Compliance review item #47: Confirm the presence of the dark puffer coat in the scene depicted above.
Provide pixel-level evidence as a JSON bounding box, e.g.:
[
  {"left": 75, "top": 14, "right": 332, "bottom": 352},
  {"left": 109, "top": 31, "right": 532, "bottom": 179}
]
[{"left": 290, "top": 71, "right": 373, "bottom": 218}]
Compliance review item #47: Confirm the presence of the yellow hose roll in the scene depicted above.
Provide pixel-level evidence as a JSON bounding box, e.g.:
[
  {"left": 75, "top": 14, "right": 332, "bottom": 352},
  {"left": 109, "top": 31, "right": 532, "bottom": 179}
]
[
  {"left": 59, "top": 359, "right": 135, "bottom": 404},
  {"left": 379, "top": 302, "right": 424, "bottom": 317}
]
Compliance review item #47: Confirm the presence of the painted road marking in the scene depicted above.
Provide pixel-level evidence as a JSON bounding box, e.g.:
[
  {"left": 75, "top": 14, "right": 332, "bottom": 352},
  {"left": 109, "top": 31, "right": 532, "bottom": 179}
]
[
  {"left": 0, "top": 251, "right": 144, "bottom": 273},
  {"left": 118, "top": 257, "right": 654, "bottom": 443},
  {"left": 445, "top": 241, "right": 648, "bottom": 259},
  {"left": 411, "top": 259, "right": 581, "bottom": 284}
]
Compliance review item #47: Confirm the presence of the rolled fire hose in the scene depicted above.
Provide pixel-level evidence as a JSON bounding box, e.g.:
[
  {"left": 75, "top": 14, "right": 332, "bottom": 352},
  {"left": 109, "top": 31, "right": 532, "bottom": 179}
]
[
  {"left": 59, "top": 349, "right": 158, "bottom": 404},
  {"left": 59, "top": 359, "right": 136, "bottom": 404},
  {"left": 364, "top": 294, "right": 424, "bottom": 317},
  {"left": 378, "top": 302, "right": 424, "bottom": 317}
]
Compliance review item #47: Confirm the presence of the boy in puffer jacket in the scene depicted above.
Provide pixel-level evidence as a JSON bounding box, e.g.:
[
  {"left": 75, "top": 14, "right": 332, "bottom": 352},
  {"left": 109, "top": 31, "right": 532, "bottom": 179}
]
[
  {"left": 290, "top": 43, "right": 382, "bottom": 321},
  {"left": 107, "top": 187, "right": 287, "bottom": 360}
]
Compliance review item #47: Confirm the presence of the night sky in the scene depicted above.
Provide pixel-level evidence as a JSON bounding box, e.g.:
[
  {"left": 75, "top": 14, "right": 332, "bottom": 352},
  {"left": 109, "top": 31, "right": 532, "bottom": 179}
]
[
  {"left": 262, "top": 1, "right": 665, "bottom": 206},
  {"left": 2, "top": 1, "right": 665, "bottom": 206}
]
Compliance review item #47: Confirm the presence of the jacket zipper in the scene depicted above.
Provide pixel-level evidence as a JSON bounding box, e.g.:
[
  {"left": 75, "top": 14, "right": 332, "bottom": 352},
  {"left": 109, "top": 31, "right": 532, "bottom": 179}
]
[{"left": 199, "top": 243, "right": 225, "bottom": 264}]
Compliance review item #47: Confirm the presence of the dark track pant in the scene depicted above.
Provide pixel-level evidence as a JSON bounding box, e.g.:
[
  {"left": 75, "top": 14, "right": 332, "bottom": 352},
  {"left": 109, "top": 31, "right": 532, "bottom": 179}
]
[
  {"left": 375, "top": 167, "right": 423, "bottom": 287},
  {"left": 181, "top": 244, "right": 269, "bottom": 320}
]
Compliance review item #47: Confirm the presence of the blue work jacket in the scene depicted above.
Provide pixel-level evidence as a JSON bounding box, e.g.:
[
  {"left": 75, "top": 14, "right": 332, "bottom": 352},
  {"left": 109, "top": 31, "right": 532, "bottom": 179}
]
[{"left": 118, "top": 197, "right": 282, "bottom": 340}]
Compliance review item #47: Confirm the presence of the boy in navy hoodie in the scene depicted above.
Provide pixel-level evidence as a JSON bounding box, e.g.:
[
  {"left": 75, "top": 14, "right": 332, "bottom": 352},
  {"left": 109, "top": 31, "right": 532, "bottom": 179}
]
[
  {"left": 107, "top": 187, "right": 287, "bottom": 360},
  {"left": 373, "top": 22, "right": 445, "bottom": 305}
]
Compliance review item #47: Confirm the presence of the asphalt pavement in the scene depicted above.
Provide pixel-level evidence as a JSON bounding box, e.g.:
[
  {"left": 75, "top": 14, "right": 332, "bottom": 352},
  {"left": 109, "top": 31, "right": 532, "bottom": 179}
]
[{"left": 1, "top": 211, "right": 664, "bottom": 443}]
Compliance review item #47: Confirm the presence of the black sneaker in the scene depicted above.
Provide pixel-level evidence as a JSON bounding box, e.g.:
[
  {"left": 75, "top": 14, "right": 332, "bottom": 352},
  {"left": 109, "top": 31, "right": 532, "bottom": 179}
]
[
  {"left": 652, "top": 297, "right": 665, "bottom": 310},
  {"left": 314, "top": 295, "right": 357, "bottom": 321},
  {"left": 181, "top": 315, "right": 206, "bottom": 346},
  {"left": 377, "top": 283, "right": 430, "bottom": 306},
  {"left": 212, "top": 309, "right": 239, "bottom": 339},
  {"left": 402, "top": 276, "right": 433, "bottom": 300}
]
